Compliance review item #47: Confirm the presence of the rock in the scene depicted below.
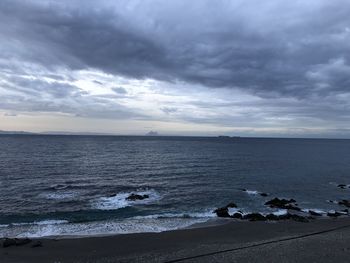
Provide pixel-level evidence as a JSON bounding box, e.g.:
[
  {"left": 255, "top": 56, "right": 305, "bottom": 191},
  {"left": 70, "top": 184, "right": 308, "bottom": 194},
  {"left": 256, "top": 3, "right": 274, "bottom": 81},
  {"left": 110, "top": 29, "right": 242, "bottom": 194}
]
[
  {"left": 243, "top": 213, "right": 267, "bottom": 221},
  {"left": 309, "top": 210, "right": 322, "bottom": 216},
  {"left": 214, "top": 207, "right": 230, "bottom": 218},
  {"left": 260, "top": 193, "right": 269, "bottom": 197},
  {"left": 3, "top": 238, "right": 16, "bottom": 248},
  {"left": 265, "top": 197, "right": 299, "bottom": 210},
  {"left": 31, "top": 241, "right": 43, "bottom": 248},
  {"left": 339, "top": 200, "right": 350, "bottom": 208},
  {"left": 225, "top": 202, "right": 238, "bottom": 208},
  {"left": 338, "top": 184, "right": 347, "bottom": 189},
  {"left": 288, "top": 214, "right": 309, "bottom": 222},
  {"left": 265, "top": 198, "right": 296, "bottom": 206},
  {"left": 231, "top": 213, "right": 243, "bottom": 219},
  {"left": 126, "top": 193, "right": 149, "bottom": 201},
  {"left": 327, "top": 211, "right": 343, "bottom": 217}
]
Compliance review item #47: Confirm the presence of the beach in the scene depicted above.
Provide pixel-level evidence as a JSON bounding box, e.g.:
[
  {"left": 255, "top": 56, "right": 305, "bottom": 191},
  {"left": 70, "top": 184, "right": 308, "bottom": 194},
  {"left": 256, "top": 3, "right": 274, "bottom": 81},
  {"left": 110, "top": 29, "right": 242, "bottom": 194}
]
[{"left": 2, "top": 217, "right": 350, "bottom": 262}]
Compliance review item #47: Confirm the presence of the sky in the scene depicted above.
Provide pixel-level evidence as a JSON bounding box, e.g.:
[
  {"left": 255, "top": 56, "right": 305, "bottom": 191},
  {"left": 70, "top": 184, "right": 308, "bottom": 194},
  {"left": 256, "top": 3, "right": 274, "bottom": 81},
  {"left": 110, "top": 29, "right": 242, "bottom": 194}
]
[{"left": 0, "top": 0, "right": 350, "bottom": 137}]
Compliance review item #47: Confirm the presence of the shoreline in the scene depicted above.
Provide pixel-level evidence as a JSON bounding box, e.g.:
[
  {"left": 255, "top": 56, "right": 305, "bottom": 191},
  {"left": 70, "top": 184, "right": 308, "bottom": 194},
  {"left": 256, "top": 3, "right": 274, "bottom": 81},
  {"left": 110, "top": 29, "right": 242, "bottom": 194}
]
[{"left": 2, "top": 217, "right": 350, "bottom": 262}]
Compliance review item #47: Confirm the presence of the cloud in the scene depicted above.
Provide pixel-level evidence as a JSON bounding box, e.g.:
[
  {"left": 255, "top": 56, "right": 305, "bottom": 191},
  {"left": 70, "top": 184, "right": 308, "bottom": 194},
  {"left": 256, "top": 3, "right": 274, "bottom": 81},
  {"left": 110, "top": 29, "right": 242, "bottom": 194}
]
[
  {"left": 1, "top": 0, "right": 350, "bottom": 98},
  {"left": 0, "top": 0, "right": 350, "bottom": 136}
]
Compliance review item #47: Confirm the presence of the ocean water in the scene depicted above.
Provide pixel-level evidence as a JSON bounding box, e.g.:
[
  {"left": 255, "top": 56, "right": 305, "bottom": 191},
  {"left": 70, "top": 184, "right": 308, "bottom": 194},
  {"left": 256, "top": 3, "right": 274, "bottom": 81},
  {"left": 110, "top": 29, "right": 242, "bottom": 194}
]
[{"left": 0, "top": 135, "right": 349, "bottom": 237}]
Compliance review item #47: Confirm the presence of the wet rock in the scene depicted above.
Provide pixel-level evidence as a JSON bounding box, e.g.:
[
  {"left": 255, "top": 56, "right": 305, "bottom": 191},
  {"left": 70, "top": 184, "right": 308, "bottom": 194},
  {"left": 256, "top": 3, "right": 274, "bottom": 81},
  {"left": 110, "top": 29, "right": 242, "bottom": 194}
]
[
  {"left": 327, "top": 211, "right": 343, "bottom": 217},
  {"left": 337, "top": 184, "right": 347, "bottom": 189},
  {"left": 231, "top": 213, "right": 243, "bottom": 219},
  {"left": 265, "top": 197, "right": 300, "bottom": 210},
  {"left": 265, "top": 198, "right": 296, "bottom": 207},
  {"left": 214, "top": 207, "right": 230, "bottom": 218},
  {"left": 309, "top": 210, "right": 322, "bottom": 216},
  {"left": 288, "top": 214, "right": 309, "bottom": 222},
  {"left": 126, "top": 193, "right": 149, "bottom": 201},
  {"left": 339, "top": 200, "right": 350, "bottom": 208},
  {"left": 260, "top": 193, "right": 269, "bottom": 197},
  {"left": 31, "top": 241, "right": 43, "bottom": 248},
  {"left": 243, "top": 213, "right": 267, "bottom": 221}
]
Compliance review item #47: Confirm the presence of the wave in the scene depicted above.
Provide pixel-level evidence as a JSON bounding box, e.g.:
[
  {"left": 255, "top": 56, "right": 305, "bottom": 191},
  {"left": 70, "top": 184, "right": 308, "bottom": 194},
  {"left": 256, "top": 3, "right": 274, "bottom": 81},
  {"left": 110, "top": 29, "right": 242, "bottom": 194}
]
[
  {"left": 133, "top": 210, "right": 216, "bottom": 220},
  {"left": 93, "top": 189, "right": 161, "bottom": 210},
  {"left": 0, "top": 216, "right": 210, "bottom": 238}
]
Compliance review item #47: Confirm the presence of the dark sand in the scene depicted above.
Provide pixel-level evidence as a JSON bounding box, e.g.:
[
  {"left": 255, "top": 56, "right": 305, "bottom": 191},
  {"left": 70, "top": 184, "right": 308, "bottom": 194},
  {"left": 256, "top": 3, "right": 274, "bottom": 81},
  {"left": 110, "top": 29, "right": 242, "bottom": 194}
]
[{"left": 1, "top": 218, "right": 350, "bottom": 263}]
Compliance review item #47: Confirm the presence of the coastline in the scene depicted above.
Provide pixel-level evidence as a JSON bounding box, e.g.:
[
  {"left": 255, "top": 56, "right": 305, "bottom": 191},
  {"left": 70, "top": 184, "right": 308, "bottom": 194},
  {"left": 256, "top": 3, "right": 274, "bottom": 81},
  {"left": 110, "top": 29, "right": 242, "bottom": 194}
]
[{"left": 2, "top": 217, "right": 350, "bottom": 263}]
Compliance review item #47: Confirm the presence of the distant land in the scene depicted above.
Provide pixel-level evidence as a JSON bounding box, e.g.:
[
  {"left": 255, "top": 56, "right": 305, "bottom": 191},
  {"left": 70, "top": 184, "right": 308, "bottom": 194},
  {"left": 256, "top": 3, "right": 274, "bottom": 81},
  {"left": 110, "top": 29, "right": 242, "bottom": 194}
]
[{"left": 0, "top": 130, "right": 35, "bottom": 135}]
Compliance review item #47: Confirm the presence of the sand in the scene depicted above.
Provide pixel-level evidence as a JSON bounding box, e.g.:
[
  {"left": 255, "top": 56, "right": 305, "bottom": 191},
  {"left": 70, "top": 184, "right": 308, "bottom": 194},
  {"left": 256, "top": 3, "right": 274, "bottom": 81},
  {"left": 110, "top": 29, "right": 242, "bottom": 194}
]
[{"left": 1, "top": 218, "right": 350, "bottom": 262}]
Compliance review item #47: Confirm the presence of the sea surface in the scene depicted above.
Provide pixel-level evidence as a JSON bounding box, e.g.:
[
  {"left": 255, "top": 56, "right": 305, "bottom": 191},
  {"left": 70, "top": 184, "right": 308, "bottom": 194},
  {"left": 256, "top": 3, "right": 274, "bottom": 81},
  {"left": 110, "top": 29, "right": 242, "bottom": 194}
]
[{"left": 0, "top": 135, "right": 349, "bottom": 237}]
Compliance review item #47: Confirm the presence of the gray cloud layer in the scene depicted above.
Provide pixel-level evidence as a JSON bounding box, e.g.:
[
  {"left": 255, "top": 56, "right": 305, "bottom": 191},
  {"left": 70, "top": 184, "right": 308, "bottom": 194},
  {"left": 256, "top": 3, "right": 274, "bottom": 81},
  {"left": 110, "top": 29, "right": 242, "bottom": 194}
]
[
  {"left": 1, "top": 0, "right": 350, "bottom": 97},
  {"left": 0, "top": 0, "right": 350, "bottom": 135}
]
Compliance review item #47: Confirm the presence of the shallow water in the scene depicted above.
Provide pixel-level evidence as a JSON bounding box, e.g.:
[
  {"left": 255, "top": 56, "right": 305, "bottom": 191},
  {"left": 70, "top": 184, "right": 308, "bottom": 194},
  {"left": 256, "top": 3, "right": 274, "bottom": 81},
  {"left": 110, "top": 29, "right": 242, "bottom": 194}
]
[{"left": 0, "top": 135, "right": 349, "bottom": 237}]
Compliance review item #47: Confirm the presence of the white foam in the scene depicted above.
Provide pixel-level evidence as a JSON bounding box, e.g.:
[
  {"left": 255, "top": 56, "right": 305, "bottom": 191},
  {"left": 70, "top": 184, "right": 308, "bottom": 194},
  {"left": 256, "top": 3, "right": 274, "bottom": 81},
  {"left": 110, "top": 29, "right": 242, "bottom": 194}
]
[
  {"left": 41, "top": 192, "right": 78, "bottom": 200},
  {"left": 0, "top": 217, "right": 209, "bottom": 238},
  {"left": 134, "top": 210, "right": 216, "bottom": 220},
  {"left": 11, "top": 220, "right": 69, "bottom": 227},
  {"left": 301, "top": 208, "right": 327, "bottom": 214},
  {"left": 272, "top": 209, "right": 288, "bottom": 216},
  {"left": 93, "top": 189, "right": 161, "bottom": 210},
  {"left": 245, "top": 190, "right": 259, "bottom": 195}
]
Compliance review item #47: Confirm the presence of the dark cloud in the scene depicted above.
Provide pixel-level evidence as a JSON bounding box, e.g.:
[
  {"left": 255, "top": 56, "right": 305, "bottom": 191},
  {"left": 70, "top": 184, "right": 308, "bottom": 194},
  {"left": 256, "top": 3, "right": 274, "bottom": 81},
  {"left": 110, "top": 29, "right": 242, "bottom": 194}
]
[
  {"left": 1, "top": 0, "right": 350, "bottom": 99},
  {"left": 0, "top": 0, "right": 350, "bottom": 136}
]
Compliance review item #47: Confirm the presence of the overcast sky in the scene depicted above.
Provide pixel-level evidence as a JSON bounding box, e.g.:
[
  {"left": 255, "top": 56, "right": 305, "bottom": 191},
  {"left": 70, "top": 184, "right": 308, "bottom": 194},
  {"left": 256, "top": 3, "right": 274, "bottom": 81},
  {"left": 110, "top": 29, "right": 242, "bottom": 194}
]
[{"left": 0, "top": 0, "right": 350, "bottom": 137}]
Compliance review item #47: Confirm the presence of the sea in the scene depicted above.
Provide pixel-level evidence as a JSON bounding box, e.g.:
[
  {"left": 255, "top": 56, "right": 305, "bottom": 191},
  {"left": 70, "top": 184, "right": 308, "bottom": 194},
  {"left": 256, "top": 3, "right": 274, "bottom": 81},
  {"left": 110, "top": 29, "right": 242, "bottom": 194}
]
[{"left": 0, "top": 135, "right": 349, "bottom": 238}]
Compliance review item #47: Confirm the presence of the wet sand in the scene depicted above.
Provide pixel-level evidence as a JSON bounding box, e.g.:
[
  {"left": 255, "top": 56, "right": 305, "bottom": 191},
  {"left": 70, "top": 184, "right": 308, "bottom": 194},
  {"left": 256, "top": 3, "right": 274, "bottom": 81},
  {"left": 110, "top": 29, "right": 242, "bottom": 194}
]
[{"left": 1, "top": 218, "right": 350, "bottom": 263}]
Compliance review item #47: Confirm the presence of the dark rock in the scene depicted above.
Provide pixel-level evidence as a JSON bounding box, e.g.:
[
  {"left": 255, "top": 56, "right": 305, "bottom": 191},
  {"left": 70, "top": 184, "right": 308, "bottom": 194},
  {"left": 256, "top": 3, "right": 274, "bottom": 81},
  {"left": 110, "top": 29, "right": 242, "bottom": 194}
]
[
  {"left": 339, "top": 200, "right": 350, "bottom": 208},
  {"left": 31, "top": 241, "right": 43, "bottom": 248},
  {"left": 327, "top": 211, "right": 343, "bottom": 217},
  {"left": 309, "top": 210, "right": 322, "bottom": 216},
  {"left": 3, "top": 238, "right": 16, "bottom": 248},
  {"left": 265, "top": 197, "right": 299, "bottom": 210},
  {"left": 243, "top": 213, "right": 267, "bottom": 221},
  {"left": 214, "top": 207, "right": 230, "bottom": 218},
  {"left": 126, "top": 193, "right": 149, "bottom": 201},
  {"left": 338, "top": 184, "right": 347, "bottom": 189},
  {"left": 225, "top": 202, "right": 237, "bottom": 208},
  {"left": 341, "top": 209, "right": 349, "bottom": 214},
  {"left": 231, "top": 213, "right": 243, "bottom": 219},
  {"left": 260, "top": 193, "right": 269, "bottom": 197},
  {"left": 289, "top": 214, "right": 309, "bottom": 222}
]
